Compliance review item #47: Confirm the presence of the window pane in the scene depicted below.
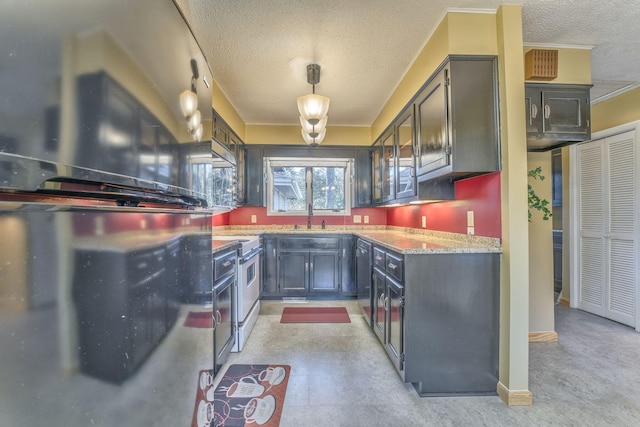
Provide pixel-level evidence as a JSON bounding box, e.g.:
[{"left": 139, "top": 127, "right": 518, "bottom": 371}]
[
  {"left": 271, "top": 166, "right": 306, "bottom": 211},
  {"left": 312, "top": 166, "right": 345, "bottom": 210}
]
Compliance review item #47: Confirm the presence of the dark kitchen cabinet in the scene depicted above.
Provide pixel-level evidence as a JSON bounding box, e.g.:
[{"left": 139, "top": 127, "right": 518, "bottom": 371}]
[
  {"left": 244, "top": 146, "right": 264, "bottom": 206},
  {"left": 371, "top": 139, "right": 383, "bottom": 204},
  {"left": 340, "top": 235, "right": 356, "bottom": 295},
  {"left": 261, "top": 234, "right": 344, "bottom": 298},
  {"left": 76, "top": 72, "right": 179, "bottom": 184},
  {"left": 372, "top": 246, "right": 405, "bottom": 375},
  {"left": 212, "top": 109, "right": 246, "bottom": 205},
  {"left": 279, "top": 250, "right": 308, "bottom": 295},
  {"left": 73, "top": 244, "right": 169, "bottom": 383},
  {"left": 395, "top": 109, "right": 416, "bottom": 201},
  {"left": 525, "top": 83, "right": 591, "bottom": 152},
  {"left": 353, "top": 147, "right": 372, "bottom": 207},
  {"left": 414, "top": 56, "right": 499, "bottom": 182},
  {"left": 356, "top": 238, "right": 373, "bottom": 326},
  {"left": 262, "top": 235, "right": 278, "bottom": 295},
  {"left": 181, "top": 234, "right": 215, "bottom": 303},
  {"left": 358, "top": 237, "right": 500, "bottom": 396}
]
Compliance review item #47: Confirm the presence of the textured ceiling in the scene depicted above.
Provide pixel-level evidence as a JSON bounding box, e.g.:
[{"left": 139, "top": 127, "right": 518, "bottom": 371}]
[{"left": 177, "top": 0, "right": 640, "bottom": 126}]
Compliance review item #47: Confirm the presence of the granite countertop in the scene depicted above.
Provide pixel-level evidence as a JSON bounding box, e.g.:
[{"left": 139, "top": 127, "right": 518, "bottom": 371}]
[{"left": 212, "top": 226, "right": 501, "bottom": 254}]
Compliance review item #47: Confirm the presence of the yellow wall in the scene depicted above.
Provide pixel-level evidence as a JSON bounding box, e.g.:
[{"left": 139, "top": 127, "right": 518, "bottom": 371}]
[
  {"left": 592, "top": 87, "right": 640, "bottom": 132},
  {"left": 212, "top": 80, "right": 247, "bottom": 140},
  {"left": 524, "top": 47, "right": 591, "bottom": 85},
  {"left": 527, "top": 152, "right": 555, "bottom": 333},
  {"left": 245, "top": 125, "right": 370, "bottom": 146}
]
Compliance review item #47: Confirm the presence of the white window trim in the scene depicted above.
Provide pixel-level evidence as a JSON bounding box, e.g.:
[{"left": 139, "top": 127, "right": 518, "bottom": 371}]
[{"left": 265, "top": 157, "right": 352, "bottom": 216}]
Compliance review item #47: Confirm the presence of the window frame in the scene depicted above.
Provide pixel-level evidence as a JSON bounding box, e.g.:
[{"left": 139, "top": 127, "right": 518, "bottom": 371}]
[{"left": 265, "top": 157, "right": 353, "bottom": 216}]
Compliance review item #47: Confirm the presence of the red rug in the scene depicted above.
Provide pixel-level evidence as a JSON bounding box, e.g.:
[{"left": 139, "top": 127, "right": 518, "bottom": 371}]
[
  {"left": 280, "top": 307, "right": 350, "bottom": 323},
  {"left": 184, "top": 311, "right": 213, "bottom": 328},
  {"left": 191, "top": 364, "right": 291, "bottom": 427}
]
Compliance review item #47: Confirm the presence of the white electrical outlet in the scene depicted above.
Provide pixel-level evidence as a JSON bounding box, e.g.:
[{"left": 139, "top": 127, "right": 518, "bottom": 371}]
[
  {"left": 467, "top": 211, "right": 475, "bottom": 227},
  {"left": 353, "top": 215, "right": 362, "bottom": 224},
  {"left": 421, "top": 216, "right": 426, "bottom": 228},
  {"left": 364, "top": 215, "right": 370, "bottom": 224},
  {"left": 251, "top": 214, "right": 257, "bottom": 223},
  {"left": 467, "top": 226, "right": 475, "bottom": 235}
]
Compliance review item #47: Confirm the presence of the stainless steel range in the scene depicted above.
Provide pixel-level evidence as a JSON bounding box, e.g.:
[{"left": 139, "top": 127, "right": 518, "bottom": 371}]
[{"left": 212, "top": 235, "right": 262, "bottom": 352}]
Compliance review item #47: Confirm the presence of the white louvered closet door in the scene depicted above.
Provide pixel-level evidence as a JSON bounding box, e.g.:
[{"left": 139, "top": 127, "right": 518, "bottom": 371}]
[{"left": 576, "top": 130, "right": 637, "bottom": 327}]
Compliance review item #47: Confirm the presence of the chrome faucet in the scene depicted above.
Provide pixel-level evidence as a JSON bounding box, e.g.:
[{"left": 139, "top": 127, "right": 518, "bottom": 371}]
[{"left": 307, "top": 203, "right": 313, "bottom": 229}]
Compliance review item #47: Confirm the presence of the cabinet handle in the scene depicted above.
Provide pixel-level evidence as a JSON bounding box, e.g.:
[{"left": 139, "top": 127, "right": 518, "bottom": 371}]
[
  {"left": 222, "top": 260, "right": 233, "bottom": 267},
  {"left": 375, "top": 255, "right": 383, "bottom": 261},
  {"left": 273, "top": 248, "right": 276, "bottom": 257},
  {"left": 544, "top": 104, "right": 551, "bottom": 119},
  {"left": 310, "top": 262, "right": 313, "bottom": 271},
  {"left": 388, "top": 262, "right": 397, "bottom": 270},
  {"left": 305, "top": 262, "right": 308, "bottom": 272},
  {"left": 379, "top": 293, "right": 385, "bottom": 307},
  {"left": 343, "top": 248, "right": 346, "bottom": 257},
  {"left": 215, "top": 310, "right": 222, "bottom": 326},
  {"left": 384, "top": 296, "right": 389, "bottom": 311},
  {"left": 531, "top": 103, "right": 538, "bottom": 119}
]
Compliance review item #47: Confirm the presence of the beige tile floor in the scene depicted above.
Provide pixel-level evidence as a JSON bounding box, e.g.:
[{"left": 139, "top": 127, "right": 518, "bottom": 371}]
[{"left": 219, "top": 300, "right": 640, "bottom": 427}]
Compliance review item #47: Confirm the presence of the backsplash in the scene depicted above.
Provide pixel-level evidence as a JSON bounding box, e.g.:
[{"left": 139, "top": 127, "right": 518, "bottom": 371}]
[{"left": 216, "top": 172, "right": 501, "bottom": 239}]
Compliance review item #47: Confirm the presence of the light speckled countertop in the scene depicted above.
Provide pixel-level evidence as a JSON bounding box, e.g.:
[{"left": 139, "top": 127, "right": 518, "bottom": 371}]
[{"left": 212, "top": 226, "right": 501, "bottom": 254}]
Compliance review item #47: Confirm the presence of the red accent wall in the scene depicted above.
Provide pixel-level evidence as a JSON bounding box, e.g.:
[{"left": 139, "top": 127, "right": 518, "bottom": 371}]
[
  {"left": 219, "top": 172, "right": 501, "bottom": 239},
  {"left": 386, "top": 172, "right": 502, "bottom": 238}
]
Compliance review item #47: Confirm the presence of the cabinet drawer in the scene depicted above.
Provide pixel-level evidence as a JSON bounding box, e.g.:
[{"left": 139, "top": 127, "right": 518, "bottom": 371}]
[
  {"left": 279, "top": 237, "right": 340, "bottom": 251},
  {"left": 373, "top": 247, "right": 386, "bottom": 270},
  {"left": 385, "top": 251, "right": 404, "bottom": 282},
  {"left": 214, "top": 250, "right": 237, "bottom": 280}
]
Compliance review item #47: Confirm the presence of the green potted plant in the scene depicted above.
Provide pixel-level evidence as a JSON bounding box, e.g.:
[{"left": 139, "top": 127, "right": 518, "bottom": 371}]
[{"left": 528, "top": 166, "right": 552, "bottom": 222}]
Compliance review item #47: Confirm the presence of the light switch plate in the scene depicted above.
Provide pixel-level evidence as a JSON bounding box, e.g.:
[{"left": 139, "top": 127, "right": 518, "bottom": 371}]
[
  {"left": 353, "top": 215, "right": 362, "bottom": 224},
  {"left": 251, "top": 214, "right": 257, "bottom": 223},
  {"left": 364, "top": 215, "right": 370, "bottom": 224},
  {"left": 467, "top": 211, "right": 475, "bottom": 227}
]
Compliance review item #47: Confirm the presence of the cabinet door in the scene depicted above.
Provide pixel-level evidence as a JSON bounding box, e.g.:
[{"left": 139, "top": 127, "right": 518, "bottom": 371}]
[
  {"left": 525, "top": 86, "right": 542, "bottom": 136},
  {"left": 340, "top": 236, "right": 356, "bottom": 295},
  {"left": 245, "top": 146, "right": 264, "bottom": 206},
  {"left": 541, "top": 88, "right": 590, "bottom": 138},
  {"left": 415, "top": 67, "right": 449, "bottom": 176},
  {"left": 372, "top": 268, "right": 386, "bottom": 344},
  {"left": 386, "top": 277, "right": 404, "bottom": 372},
  {"left": 395, "top": 108, "right": 416, "bottom": 200},
  {"left": 279, "top": 250, "right": 308, "bottom": 294},
  {"left": 371, "top": 141, "right": 383, "bottom": 204},
  {"left": 235, "top": 142, "right": 246, "bottom": 205},
  {"left": 356, "top": 240, "right": 373, "bottom": 326},
  {"left": 381, "top": 127, "right": 396, "bottom": 202},
  {"left": 262, "top": 236, "right": 278, "bottom": 295},
  {"left": 309, "top": 251, "right": 339, "bottom": 292},
  {"left": 354, "top": 147, "right": 372, "bottom": 207}
]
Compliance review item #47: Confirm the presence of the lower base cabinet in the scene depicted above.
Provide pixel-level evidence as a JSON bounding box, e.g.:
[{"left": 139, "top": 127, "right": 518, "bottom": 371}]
[
  {"left": 368, "top": 243, "right": 500, "bottom": 396},
  {"left": 404, "top": 252, "right": 500, "bottom": 395}
]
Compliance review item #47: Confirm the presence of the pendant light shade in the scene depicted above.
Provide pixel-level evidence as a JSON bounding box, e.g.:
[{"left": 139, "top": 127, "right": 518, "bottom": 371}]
[
  {"left": 180, "top": 89, "right": 198, "bottom": 118},
  {"left": 192, "top": 124, "right": 203, "bottom": 141},
  {"left": 297, "top": 93, "right": 330, "bottom": 126},
  {"left": 187, "top": 109, "right": 201, "bottom": 131},
  {"left": 300, "top": 115, "right": 328, "bottom": 137},
  {"left": 301, "top": 127, "right": 326, "bottom": 146}
]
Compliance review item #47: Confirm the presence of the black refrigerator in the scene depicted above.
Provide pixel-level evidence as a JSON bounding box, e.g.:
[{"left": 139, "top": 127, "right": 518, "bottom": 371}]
[{"left": 0, "top": 1, "right": 224, "bottom": 425}]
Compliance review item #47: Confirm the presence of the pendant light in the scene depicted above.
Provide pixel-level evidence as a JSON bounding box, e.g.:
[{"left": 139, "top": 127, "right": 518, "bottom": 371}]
[{"left": 297, "top": 64, "right": 330, "bottom": 125}]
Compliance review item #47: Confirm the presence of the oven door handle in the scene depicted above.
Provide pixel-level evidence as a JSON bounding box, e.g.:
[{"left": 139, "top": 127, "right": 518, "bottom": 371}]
[{"left": 239, "top": 247, "right": 263, "bottom": 264}]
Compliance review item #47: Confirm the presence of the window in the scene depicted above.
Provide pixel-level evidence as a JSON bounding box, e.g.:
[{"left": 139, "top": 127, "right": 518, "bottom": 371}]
[{"left": 265, "top": 157, "right": 352, "bottom": 216}]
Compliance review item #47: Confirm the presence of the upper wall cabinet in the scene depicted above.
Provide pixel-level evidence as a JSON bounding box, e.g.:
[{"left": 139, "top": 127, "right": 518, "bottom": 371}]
[
  {"left": 525, "top": 83, "right": 592, "bottom": 152},
  {"left": 371, "top": 107, "right": 417, "bottom": 206},
  {"left": 212, "top": 109, "right": 246, "bottom": 205},
  {"left": 415, "top": 56, "right": 500, "bottom": 182}
]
